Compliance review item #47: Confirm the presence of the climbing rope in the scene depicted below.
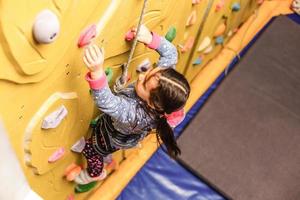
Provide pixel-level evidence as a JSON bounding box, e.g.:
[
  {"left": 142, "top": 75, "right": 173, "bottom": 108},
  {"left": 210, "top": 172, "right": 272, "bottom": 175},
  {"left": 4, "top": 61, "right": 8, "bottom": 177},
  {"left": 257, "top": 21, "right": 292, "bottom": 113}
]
[{"left": 114, "top": 0, "right": 148, "bottom": 92}]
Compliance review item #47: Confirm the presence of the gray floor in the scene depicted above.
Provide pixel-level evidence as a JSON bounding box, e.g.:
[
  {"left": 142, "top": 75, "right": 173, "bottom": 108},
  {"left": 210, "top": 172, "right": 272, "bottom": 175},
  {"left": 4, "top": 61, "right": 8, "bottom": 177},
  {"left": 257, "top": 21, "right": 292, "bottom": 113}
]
[{"left": 178, "top": 16, "right": 300, "bottom": 200}]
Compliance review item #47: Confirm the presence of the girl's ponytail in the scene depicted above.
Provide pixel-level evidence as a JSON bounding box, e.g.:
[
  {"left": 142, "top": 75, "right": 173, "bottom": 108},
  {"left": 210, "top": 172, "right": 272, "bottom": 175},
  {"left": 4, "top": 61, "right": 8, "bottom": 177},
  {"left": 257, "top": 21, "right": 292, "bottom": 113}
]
[{"left": 156, "top": 116, "right": 181, "bottom": 158}]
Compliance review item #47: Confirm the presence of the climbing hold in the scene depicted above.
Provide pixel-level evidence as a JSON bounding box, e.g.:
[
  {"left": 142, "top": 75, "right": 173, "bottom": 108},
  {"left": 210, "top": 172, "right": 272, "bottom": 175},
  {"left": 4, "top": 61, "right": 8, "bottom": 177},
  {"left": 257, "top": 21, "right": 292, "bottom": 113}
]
[
  {"left": 193, "top": 57, "right": 203, "bottom": 65},
  {"left": 48, "top": 147, "right": 65, "bottom": 163},
  {"left": 192, "top": 0, "right": 201, "bottom": 4},
  {"left": 180, "top": 37, "right": 195, "bottom": 53},
  {"left": 257, "top": 0, "right": 264, "bottom": 4},
  {"left": 165, "top": 26, "right": 177, "bottom": 42},
  {"left": 197, "top": 36, "right": 211, "bottom": 52},
  {"left": 71, "top": 137, "right": 86, "bottom": 153},
  {"left": 214, "top": 23, "right": 226, "bottom": 37},
  {"left": 127, "top": 74, "right": 132, "bottom": 82},
  {"left": 231, "top": 3, "right": 241, "bottom": 11},
  {"left": 64, "top": 164, "right": 82, "bottom": 181},
  {"left": 33, "top": 9, "right": 60, "bottom": 44},
  {"left": 78, "top": 24, "right": 97, "bottom": 48},
  {"left": 203, "top": 45, "right": 213, "bottom": 54},
  {"left": 186, "top": 11, "right": 197, "bottom": 27},
  {"left": 66, "top": 194, "right": 75, "bottom": 200},
  {"left": 215, "top": 36, "right": 224, "bottom": 44},
  {"left": 233, "top": 27, "right": 239, "bottom": 33},
  {"left": 104, "top": 154, "right": 113, "bottom": 164},
  {"left": 125, "top": 29, "right": 135, "bottom": 41},
  {"left": 227, "top": 30, "right": 233, "bottom": 37},
  {"left": 75, "top": 182, "right": 98, "bottom": 193},
  {"left": 42, "top": 105, "right": 68, "bottom": 129},
  {"left": 215, "top": 0, "right": 225, "bottom": 12},
  {"left": 90, "top": 116, "right": 100, "bottom": 128},
  {"left": 105, "top": 67, "right": 113, "bottom": 83},
  {"left": 105, "top": 159, "right": 118, "bottom": 171},
  {"left": 136, "top": 58, "right": 151, "bottom": 73}
]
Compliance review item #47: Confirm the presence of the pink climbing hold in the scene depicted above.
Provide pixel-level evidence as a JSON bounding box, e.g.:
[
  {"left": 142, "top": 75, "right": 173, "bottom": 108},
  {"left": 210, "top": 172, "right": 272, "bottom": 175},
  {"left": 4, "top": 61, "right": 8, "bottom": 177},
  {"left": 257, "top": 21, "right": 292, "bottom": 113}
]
[
  {"left": 78, "top": 24, "right": 97, "bottom": 48},
  {"left": 66, "top": 194, "right": 75, "bottom": 200},
  {"left": 125, "top": 29, "right": 135, "bottom": 41},
  {"left": 257, "top": 0, "right": 264, "bottom": 4},
  {"left": 215, "top": 0, "right": 225, "bottom": 11},
  {"left": 192, "top": 0, "right": 201, "bottom": 4},
  {"left": 48, "top": 147, "right": 65, "bottom": 163}
]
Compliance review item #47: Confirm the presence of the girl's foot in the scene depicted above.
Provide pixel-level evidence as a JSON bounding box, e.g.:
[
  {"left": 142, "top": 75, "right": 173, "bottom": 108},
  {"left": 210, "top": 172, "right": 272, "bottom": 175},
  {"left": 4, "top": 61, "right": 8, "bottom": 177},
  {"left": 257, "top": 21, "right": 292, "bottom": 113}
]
[{"left": 74, "top": 169, "right": 107, "bottom": 185}]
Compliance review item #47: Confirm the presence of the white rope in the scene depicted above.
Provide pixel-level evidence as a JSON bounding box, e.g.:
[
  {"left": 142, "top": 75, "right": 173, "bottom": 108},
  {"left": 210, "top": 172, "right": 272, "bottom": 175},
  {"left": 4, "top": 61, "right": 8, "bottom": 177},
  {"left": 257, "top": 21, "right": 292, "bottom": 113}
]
[{"left": 114, "top": 0, "right": 148, "bottom": 92}]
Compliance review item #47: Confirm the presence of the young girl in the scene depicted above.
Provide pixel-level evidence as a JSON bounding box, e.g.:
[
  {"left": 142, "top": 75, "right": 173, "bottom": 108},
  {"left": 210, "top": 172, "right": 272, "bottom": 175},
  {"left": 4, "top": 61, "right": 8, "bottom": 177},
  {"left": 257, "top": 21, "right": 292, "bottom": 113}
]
[{"left": 75, "top": 25, "right": 190, "bottom": 184}]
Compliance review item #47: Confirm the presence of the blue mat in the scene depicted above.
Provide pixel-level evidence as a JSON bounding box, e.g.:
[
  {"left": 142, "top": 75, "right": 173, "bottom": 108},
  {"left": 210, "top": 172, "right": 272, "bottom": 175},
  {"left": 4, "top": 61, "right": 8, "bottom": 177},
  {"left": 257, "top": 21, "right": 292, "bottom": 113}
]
[{"left": 117, "top": 14, "right": 300, "bottom": 200}]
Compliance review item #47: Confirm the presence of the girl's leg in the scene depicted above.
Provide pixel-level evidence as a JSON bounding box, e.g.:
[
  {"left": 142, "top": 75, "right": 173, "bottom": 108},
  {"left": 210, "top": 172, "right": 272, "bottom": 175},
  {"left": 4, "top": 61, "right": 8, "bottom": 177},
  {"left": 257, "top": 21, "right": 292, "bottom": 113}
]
[
  {"left": 75, "top": 138, "right": 106, "bottom": 184},
  {"left": 82, "top": 138, "right": 104, "bottom": 177}
]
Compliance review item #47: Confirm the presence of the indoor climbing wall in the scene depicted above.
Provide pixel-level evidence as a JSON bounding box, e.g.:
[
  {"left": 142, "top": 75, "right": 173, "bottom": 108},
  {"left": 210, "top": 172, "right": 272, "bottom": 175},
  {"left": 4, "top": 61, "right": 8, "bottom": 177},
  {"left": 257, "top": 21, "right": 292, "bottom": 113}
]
[{"left": 0, "top": 0, "right": 260, "bottom": 199}]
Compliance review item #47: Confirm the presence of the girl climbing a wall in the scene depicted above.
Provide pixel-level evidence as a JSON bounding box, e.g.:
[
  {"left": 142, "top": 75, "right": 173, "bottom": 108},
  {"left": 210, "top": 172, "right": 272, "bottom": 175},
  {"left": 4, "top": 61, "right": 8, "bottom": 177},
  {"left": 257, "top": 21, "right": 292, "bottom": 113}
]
[{"left": 75, "top": 25, "right": 190, "bottom": 185}]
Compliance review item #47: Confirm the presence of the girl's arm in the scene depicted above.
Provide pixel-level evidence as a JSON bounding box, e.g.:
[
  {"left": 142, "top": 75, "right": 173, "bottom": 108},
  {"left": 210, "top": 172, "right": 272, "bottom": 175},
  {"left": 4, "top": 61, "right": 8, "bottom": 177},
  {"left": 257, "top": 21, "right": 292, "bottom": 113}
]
[
  {"left": 84, "top": 45, "right": 133, "bottom": 123},
  {"left": 132, "top": 25, "right": 178, "bottom": 69}
]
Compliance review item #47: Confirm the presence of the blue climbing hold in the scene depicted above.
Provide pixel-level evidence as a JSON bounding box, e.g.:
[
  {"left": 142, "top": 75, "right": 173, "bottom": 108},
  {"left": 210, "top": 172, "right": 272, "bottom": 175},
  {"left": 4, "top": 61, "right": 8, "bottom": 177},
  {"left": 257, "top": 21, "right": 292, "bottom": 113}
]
[
  {"left": 215, "top": 36, "right": 224, "bottom": 44},
  {"left": 193, "top": 57, "right": 202, "bottom": 65},
  {"left": 231, "top": 3, "right": 241, "bottom": 11}
]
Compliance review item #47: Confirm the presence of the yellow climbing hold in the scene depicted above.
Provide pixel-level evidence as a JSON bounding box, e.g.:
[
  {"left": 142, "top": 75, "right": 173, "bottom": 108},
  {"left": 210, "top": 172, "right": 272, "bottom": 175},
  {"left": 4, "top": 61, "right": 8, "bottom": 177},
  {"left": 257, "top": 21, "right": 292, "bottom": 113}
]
[
  {"left": 197, "top": 36, "right": 211, "bottom": 52},
  {"left": 186, "top": 10, "right": 197, "bottom": 27}
]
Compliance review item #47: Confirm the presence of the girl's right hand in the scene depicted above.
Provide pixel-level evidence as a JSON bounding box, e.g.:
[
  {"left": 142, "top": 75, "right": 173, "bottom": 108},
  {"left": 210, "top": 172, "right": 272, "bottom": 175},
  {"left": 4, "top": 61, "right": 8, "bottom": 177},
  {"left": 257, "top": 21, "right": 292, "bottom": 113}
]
[
  {"left": 83, "top": 44, "right": 105, "bottom": 79},
  {"left": 132, "top": 24, "right": 152, "bottom": 45}
]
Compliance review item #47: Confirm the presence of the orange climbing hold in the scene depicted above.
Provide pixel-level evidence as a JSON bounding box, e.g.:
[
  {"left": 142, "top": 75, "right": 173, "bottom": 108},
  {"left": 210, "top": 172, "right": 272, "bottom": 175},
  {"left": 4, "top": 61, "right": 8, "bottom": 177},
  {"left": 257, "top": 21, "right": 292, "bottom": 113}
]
[
  {"left": 64, "top": 163, "right": 82, "bottom": 181},
  {"left": 180, "top": 37, "right": 195, "bottom": 53},
  {"left": 214, "top": 23, "right": 226, "bottom": 37}
]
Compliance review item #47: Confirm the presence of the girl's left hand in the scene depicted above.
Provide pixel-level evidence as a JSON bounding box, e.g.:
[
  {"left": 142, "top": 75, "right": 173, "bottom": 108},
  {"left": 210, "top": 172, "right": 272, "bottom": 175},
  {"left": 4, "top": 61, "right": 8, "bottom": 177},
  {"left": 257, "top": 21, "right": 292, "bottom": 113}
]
[{"left": 83, "top": 44, "right": 105, "bottom": 79}]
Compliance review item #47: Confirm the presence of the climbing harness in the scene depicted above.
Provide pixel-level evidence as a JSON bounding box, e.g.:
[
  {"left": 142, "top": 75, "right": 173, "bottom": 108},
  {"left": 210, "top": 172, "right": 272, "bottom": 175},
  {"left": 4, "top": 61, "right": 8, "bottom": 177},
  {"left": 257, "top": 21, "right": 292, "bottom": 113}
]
[{"left": 114, "top": 0, "right": 148, "bottom": 92}]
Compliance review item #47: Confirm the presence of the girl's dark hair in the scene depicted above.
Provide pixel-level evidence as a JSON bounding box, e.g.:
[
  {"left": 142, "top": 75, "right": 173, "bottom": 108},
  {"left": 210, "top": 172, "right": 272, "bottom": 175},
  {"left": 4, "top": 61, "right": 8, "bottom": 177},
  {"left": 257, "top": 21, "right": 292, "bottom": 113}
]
[{"left": 149, "top": 68, "right": 190, "bottom": 158}]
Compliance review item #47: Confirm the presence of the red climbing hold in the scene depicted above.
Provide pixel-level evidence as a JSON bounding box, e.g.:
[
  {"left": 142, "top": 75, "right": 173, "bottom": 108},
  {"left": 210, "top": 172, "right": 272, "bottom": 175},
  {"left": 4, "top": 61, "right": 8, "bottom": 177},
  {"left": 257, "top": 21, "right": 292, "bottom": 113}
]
[{"left": 125, "top": 29, "right": 135, "bottom": 41}]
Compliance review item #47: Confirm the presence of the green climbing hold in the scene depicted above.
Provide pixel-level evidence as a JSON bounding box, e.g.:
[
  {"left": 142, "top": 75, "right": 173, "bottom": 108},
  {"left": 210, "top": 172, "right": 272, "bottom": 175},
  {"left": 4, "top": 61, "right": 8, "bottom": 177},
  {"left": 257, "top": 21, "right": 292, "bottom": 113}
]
[
  {"left": 105, "top": 67, "right": 113, "bottom": 84},
  {"left": 165, "top": 27, "right": 177, "bottom": 42},
  {"left": 75, "top": 181, "right": 97, "bottom": 193},
  {"left": 231, "top": 3, "right": 240, "bottom": 11},
  {"left": 90, "top": 116, "right": 100, "bottom": 128}
]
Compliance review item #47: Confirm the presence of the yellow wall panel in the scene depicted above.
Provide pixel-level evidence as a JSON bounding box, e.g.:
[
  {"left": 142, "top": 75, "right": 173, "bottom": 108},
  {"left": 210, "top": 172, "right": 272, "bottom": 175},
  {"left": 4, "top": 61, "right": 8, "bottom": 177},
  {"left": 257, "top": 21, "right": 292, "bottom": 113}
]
[{"left": 0, "top": 0, "right": 268, "bottom": 199}]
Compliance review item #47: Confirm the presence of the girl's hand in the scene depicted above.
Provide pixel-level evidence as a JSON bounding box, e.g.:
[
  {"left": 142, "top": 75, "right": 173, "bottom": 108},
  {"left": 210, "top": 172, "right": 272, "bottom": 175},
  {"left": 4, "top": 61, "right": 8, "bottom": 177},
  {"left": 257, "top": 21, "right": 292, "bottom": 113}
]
[
  {"left": 132, "top": 24, "right": 152, "bottom": 45},
  {"left": 83, "top": 44, "right": 105, "bottom": 79}
]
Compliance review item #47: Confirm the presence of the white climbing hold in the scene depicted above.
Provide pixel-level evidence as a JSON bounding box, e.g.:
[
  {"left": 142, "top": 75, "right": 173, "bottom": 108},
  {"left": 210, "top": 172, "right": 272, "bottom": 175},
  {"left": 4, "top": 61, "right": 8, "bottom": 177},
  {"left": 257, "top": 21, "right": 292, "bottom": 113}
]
[
  {"left": 227, "top": 30, "right": 233, "bottom": 37},
  {"left": 197, "top": 37, "right": 211, "bottom": 52},
  {"left": 41, "top": 105, "right": 68, "bottom": 129},
  {"left": 203, "top": 45, "right": 213, "bottom": 54},
  {"left": 33, "top": 9, "right": 60, "bottom": 44},
  {"left": 71, "top": 137, "right": 86, "bottom": 153},
  {"left": 136, "top": 58, "right": 151, "bottom": 73}
]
